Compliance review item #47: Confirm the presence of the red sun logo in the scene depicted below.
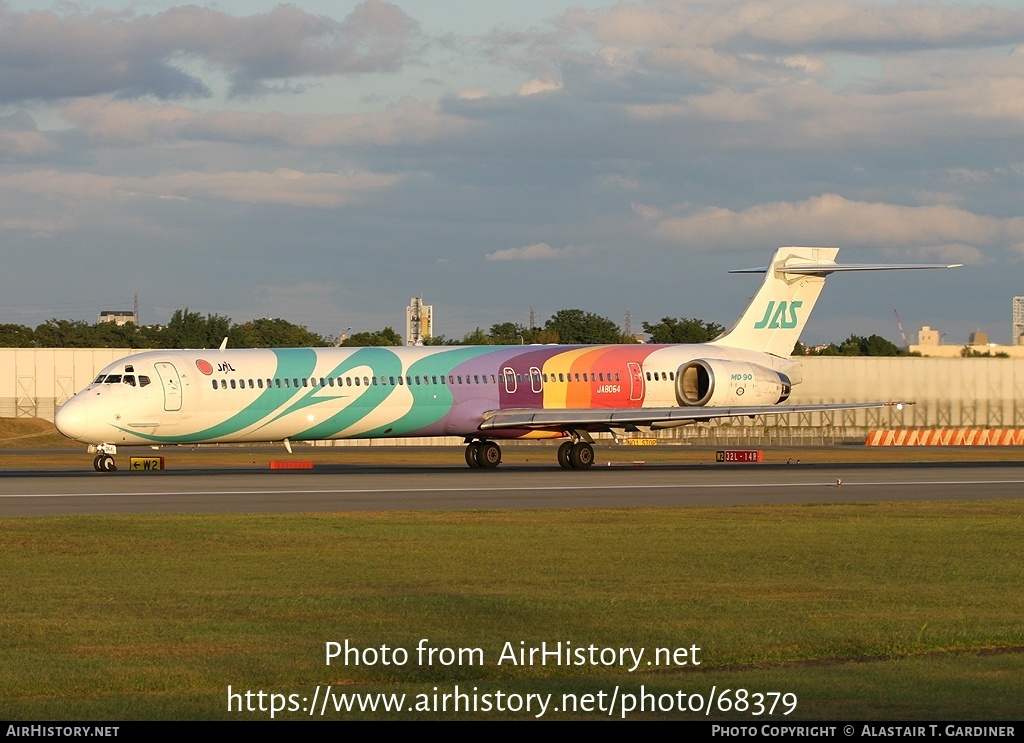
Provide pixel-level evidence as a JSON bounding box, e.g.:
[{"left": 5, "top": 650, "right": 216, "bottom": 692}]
[{"left": 196, "top": 359, "right": 213, "bottom": 375}]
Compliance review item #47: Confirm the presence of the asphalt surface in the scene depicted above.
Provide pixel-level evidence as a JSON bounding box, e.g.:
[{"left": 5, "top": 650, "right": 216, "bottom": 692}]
[{"left": 2, "top": 460, "right": 1023, "bottom": 516}]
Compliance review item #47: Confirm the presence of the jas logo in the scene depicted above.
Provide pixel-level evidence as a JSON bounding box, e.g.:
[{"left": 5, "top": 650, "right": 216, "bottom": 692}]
[{"left": 754, "top": 300, "right": 802, "bottom": 329}]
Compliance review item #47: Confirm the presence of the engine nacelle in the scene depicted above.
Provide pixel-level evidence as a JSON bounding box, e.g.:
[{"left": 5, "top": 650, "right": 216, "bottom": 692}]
[{"left": 676, "top": 359, "right": 791, "bottom": 407}]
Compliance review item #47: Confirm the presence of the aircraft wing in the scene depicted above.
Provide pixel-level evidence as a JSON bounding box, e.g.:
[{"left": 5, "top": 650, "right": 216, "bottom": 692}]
[{"left": 478, "top": 401, "right": 910, "bottom": 431}]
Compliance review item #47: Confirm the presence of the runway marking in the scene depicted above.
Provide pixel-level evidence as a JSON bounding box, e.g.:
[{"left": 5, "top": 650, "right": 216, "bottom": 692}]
[{"left": 4, "top": 479, "right": 1024, "bottom": 499}]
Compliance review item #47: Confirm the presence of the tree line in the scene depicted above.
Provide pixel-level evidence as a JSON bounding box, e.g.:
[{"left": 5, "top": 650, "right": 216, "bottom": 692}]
[
  {"left": 0, "top": 309, "right": 912, "bottom": 355},
  {"left": 0, "top": 310, "right": 330, "bottom": 349}
]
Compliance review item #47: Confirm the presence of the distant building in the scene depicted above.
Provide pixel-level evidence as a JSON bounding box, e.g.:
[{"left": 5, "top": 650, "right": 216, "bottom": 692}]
[
  {"left": 910, "top": 325, "right": 1024, "bottom": 358},
  {"left": 406, "top": 297, "right": 433, "bottom": 346},
  {"left": 98, "top": 311, "right": 135, "bottom": 326},
  {"left": 917, "top": 326, "right": 940, "bottom": 346}
]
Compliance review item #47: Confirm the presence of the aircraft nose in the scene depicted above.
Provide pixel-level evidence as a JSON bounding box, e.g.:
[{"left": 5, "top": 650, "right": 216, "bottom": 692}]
[{"left": 55, "top": 397, "right": 89, "bottom": 441}]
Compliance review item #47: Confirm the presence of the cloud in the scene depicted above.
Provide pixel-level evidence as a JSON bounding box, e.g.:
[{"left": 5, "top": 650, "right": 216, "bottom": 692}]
[
  {"left": 60, "top": 96, "right": 473, "bottom": 148},
  {"left": 563, "top": 0, "right": 1024, "bottom": 57},
  {"left": 0, "top": 1, "right": 422, "bottom": 103},
  {"left": 518, "top": 78, "right": 563, "bottom": 96},
  {"left": 485, "top": 242, "right": 581, "bottom": 261},
  {"left": 0, "top": 168, "right": 404, "bottom": 210},
  {"left": 653, "top": 194, "right": 1024, "bottom": 256},
  {"left": 0, "top": 114, "right": 56, "bottom": 158}
]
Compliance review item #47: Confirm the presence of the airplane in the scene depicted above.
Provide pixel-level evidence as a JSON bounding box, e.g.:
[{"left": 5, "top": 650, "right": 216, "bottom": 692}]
[{"left": 54, "top": 247, "right": 958, "bottom": 472}]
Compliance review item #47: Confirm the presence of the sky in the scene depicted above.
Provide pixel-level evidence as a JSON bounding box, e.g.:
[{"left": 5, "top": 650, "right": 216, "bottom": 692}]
[{"left": 1, "top": 0, "right": 1022, "bottom": 346}]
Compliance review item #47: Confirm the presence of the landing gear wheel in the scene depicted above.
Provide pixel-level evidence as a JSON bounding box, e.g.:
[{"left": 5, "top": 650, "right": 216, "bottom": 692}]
[
  {"left": 557, "top": 441, "right": 574, "bottom": 470},
  {"left": 478, "top": 441, "right": 502, "bottom": 469},
  {"left": 465, "top": 442, "right": 482, "bottom": 468},
  {"left": 93, "top": 455, "right": 103, "bottom": 472},
  {"left": 569, "top": 442, "right": 594, "bottom": 469},
  {"left": 94, "top": 454, "right": 116, "bottom": 472}
]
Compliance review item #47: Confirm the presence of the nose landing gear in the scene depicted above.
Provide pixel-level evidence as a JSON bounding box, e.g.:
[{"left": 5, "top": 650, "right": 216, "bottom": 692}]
[
  {"left": 89, "top": 444, "right": 118, "bottom": 472},
  {"left": 93, "top": 454, "right": 117, "bottom": 472}
]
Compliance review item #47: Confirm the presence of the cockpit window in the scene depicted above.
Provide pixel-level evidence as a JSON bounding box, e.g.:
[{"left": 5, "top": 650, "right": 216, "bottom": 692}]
[
  {"left": 139, "top": 375, "right": 151, "bottom": 387},
  {"left": 104, "top": 375, "right": 122, "bottom": 384},
  {"left": 123, "top": 375, "right": 136, "bottom": 387},
  {"left": 93, "top": 375, "right": 106, "bottom": 384}
]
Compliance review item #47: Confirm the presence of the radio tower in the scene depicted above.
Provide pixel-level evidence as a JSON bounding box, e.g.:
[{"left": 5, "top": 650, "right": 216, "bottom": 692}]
[
  {"left": 624, "top": 307, "right": 632, "bottom": 338},
  {"left": 529, "top": 305, "right": 537, "bottom": 330}
]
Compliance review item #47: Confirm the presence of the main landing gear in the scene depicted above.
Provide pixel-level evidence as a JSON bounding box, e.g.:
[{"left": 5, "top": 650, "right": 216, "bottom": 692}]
[
  {"left": 465, "top": 439, "right": 502, "bottom": 469},
  {"left": 463, "top": 437, "right": 595, "bottom": 469},
  {"left": 557, "top": 440, "right": 594, "bottom": 469}
]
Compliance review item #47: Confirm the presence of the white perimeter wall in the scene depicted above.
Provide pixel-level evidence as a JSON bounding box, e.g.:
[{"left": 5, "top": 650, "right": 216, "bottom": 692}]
[{"left": 0, "top": 348, "right": 137, "bottom": 420}]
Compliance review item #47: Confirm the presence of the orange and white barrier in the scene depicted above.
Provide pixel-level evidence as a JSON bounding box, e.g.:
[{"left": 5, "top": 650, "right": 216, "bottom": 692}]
[{"left": 866, "top": 429, "right": 1024, "bottom": 446}]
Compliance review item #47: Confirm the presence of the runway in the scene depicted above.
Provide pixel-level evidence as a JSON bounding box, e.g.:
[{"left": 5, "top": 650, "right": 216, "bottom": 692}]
[{"left": 2, "top": 461, "right": 1023, "bottom": 516}]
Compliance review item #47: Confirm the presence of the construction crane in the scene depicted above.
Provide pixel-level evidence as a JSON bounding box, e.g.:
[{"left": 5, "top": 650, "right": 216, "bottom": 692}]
[{"left": 894, "top": 309, "right": 909, "bottom": 350}]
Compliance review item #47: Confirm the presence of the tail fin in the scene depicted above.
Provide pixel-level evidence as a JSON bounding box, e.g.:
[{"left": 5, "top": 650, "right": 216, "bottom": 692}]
[{"left": 712, "top": 247, "right": 960, "bottom": 357}]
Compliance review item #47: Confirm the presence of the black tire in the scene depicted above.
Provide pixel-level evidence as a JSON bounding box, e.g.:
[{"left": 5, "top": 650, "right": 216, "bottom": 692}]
[
  {"left": 101, "top": 455, "right": 117, "bottom": 472},
  {"left": 478, "top": 441, "right": 501, "bottom": 468},
  {"left": 465, "top": 443, "right": 482, "bottom": 468},
  {"left": 569, "top": 442, "right": 594, "bottom": 469},
  {"left": 557, "top": 441, "right": 575, "bottom": 469},
  {"left": 93, "top": 455, "right": 103, "bottom": 472}
]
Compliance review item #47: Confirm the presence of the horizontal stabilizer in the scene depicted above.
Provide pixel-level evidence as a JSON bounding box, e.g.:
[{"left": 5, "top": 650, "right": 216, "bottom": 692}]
[{"left": 731, "top": 262, "right": 962, "bottom": 275}]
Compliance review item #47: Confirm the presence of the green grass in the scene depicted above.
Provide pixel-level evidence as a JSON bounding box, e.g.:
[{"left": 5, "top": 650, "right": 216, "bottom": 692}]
[{"left": 2, "top": 503, "right": 1023, "bottom": 719}]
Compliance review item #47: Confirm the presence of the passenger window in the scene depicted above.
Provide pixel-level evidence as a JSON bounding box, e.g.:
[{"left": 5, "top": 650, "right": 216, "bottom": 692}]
[
  {"left": 355, "top": 377, "right": 361, "bottom": 386},
  {"left": 230, "top": 379, "right": 237, "bottom": 389},
  {"left": 212, "top": 380, "right": 219, "bottom": 390}
]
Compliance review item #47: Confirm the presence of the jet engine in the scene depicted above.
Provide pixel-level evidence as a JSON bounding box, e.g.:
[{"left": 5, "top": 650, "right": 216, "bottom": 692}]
[{"left": 676, "top": 359, "right": 791, "bottom": 407}]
